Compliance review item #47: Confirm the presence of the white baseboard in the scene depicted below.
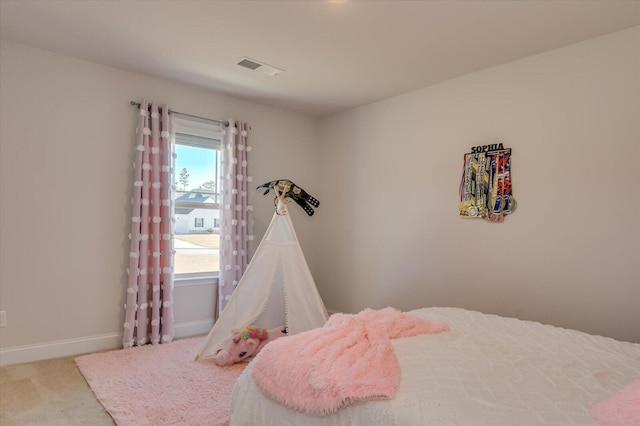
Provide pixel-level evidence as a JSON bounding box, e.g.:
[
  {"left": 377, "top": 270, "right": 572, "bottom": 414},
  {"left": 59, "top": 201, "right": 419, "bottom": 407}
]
[
  {"left": 0, "top": 332, "right": 121, "bottom": 367},
  {"left": 0, "top": 319, "right": 214, "bottom": 367},
  {"left": 174, "top": 319, "right": 214, "bottom": 338}
]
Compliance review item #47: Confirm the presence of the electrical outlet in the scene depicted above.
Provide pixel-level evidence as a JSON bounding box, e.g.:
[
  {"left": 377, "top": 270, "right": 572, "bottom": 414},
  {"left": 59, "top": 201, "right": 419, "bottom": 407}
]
[{"left": 0, "top": 311, "right": 6, "bottom": 327}]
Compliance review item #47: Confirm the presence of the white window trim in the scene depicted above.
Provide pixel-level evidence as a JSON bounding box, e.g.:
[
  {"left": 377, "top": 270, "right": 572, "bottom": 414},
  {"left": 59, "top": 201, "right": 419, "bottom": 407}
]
[{"left": 175, "top": 272, "right": 219, "bottom": 287}]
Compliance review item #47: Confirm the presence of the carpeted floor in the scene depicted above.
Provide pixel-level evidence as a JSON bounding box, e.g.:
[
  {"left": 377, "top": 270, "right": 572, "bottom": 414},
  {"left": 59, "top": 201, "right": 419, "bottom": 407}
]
[{"left": 0, "top": 354, "right": 114, "bottom": 425}]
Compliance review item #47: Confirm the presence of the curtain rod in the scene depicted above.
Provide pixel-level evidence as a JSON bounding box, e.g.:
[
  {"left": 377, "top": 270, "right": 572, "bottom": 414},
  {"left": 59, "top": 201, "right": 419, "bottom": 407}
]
[{"left": 130, "top": 101, "right": 228, "bottom": 126}]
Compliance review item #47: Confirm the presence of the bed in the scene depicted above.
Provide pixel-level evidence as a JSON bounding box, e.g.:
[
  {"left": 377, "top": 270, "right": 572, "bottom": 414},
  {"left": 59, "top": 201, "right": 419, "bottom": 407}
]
[{"left": 229, "top": 307, "right": 640, "bottom": 425}]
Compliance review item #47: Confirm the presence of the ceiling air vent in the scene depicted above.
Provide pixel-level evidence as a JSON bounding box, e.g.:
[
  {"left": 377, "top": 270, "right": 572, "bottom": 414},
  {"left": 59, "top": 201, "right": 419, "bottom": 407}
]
[{"left": 234, "top": 57, "right": 284, "bottom": 76}]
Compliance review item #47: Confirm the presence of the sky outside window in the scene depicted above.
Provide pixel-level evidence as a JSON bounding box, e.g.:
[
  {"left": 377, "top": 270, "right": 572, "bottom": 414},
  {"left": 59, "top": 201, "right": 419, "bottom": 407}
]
[{"left": 175, "top": 144, "right": 217, "bottom": 190}]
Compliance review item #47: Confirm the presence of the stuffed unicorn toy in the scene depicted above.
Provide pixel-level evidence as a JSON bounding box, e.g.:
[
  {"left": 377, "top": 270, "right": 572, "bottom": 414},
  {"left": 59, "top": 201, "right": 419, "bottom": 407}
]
[{"left": 215, "top": 325, "right": 287, "bottom": 366}]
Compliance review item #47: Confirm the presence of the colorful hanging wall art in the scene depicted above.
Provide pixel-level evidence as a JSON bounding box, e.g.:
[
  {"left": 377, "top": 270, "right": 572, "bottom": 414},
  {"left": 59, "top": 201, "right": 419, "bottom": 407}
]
[{"left": 458, "top": 143, "right": 516, "bottom": 223}]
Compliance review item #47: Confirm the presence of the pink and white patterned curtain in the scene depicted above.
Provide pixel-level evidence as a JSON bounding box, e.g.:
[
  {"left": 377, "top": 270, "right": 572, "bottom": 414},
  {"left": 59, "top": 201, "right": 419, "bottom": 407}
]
[
  {"left": 218, "top": 119, "right": 254, "bottom": 314},
  {"left": 123, "top": 100, "right": 175, "bottom": 348}
]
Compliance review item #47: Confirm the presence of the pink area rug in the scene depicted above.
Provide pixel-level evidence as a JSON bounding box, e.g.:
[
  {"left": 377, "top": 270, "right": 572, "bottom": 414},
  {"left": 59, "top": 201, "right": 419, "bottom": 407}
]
[{"left": 75, "top": 337, "right": 245, "bottom": 426}]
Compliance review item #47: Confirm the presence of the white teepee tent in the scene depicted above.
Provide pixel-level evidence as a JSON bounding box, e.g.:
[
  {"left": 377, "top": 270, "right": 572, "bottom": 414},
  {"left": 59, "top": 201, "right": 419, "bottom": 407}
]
[{"left": 195, "top": 195, "right": 328, "bottom": 360}]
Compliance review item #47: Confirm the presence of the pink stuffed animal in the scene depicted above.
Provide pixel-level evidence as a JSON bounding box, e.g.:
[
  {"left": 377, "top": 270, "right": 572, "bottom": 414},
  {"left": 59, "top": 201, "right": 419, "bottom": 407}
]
[{"left": 215, "top": 325, "right": 287, "bottom": 366}]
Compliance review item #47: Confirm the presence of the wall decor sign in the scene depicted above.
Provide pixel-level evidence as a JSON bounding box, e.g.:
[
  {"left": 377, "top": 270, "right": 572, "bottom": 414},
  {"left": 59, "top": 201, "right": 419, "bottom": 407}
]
[{"left": 458, "top": 144, "right": 516, "bottom": 223}]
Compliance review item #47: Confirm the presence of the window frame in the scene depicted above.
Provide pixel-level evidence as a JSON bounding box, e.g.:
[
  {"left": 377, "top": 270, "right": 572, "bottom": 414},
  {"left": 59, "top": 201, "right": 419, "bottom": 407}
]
[{"left": 172, "top": 116, "right": 223, "bottom": 286}]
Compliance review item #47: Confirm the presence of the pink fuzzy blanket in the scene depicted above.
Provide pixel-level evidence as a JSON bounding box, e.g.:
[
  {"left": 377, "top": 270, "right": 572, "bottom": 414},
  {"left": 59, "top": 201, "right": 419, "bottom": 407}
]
[
  {"left": 590, "top": 379, "right": 640, "bottom": 426},
  {"left": 251, "top": 307, "right": 449, "bottom": 415}
]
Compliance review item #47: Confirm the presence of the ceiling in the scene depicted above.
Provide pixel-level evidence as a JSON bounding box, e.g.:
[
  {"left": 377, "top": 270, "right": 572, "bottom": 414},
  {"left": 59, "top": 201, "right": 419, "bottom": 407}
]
[{"left": 1, "top": 0, "right": 639, "bottom": 116}]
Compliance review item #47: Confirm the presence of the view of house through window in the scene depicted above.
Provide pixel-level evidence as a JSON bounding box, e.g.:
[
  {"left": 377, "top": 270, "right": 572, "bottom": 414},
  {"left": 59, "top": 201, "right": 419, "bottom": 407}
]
[{"left": 173, "top": 118, "right": 222, "bottom": 276}]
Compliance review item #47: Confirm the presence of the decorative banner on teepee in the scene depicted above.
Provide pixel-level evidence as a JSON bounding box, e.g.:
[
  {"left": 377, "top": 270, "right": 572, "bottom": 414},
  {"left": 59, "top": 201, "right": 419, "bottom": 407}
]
[{"left": 458, "top": 143, "right": 516, "bottom": 223}]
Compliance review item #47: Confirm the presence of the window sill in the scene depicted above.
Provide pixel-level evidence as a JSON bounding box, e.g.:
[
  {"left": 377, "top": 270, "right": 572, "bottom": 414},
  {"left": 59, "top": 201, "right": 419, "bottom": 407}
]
[{"left": 175, "top": 272, "right": 219, "bottom": 287}]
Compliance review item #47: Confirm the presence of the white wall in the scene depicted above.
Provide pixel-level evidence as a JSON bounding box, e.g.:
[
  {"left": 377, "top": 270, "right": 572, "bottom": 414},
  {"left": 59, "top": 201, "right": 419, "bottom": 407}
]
[
  {"left": 0, "top": 40, "right": 320, "bottom": 364},
  {"left": 315, "top": 27, "right": 640, "bottom": 343}
]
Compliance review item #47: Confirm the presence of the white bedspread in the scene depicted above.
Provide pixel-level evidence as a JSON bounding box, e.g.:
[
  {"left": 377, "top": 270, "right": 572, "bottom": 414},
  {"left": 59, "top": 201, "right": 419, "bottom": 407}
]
[{"left": 229, "top": 307, "right": 640, "bottom": 425}]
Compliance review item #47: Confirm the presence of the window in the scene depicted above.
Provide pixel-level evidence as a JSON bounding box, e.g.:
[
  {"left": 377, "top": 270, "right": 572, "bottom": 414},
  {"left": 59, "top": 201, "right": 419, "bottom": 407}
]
[{"left": 172, "top": 116, "right": 222, "bottom": 277}]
